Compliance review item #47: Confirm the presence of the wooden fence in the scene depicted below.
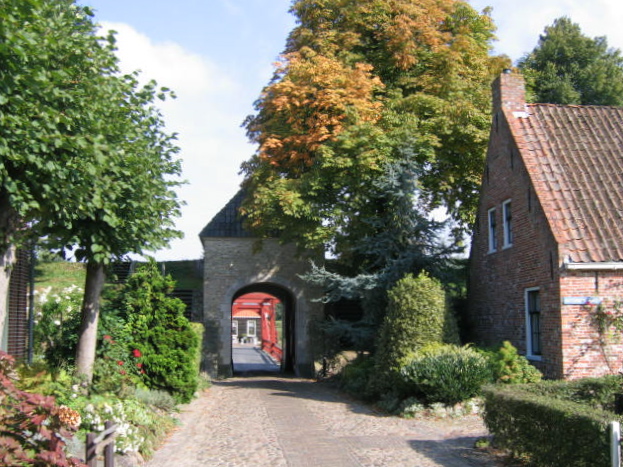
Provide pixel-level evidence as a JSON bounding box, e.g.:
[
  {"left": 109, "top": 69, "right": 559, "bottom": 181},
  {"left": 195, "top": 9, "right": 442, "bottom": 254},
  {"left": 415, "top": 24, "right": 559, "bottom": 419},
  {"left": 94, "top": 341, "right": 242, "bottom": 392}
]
[{"left": 86, "top": 420, "right": 117, "bottom": 467}]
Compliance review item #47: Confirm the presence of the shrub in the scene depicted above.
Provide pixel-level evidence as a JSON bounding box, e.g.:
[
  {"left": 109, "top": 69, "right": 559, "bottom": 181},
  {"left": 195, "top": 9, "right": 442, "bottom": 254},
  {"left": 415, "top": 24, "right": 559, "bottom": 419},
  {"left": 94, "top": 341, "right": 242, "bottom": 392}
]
[
  {"left": 120, "top": 260, "right": 199, "bottom": 403},
  {"left": 514, "top": 375, "right": 623, "bottom": 412},
  {"left": 338, "top": 355, "right": 375, "bottom": 399},
  {"left": 371, "top": 272, "right": 447, "bottom": 396},
  {"left": 400, "top": 344, "right": 492, "bottom": 405},
  {"left": 0, "top": 352, "right": 84, "bottom": 466},
  {"left": 489, "top": 341, "right": 542, "bottom": 384},
  {"left": 483, "top": 384, "right": 615, "bottom": 466},
  {"left": 34, "top": 285, "right": 83, "bottom": 367},
  {"left": 133, "top": 388, "right": 177, "bottom": 413},
  {"left": 78, "top": 394, "right": 175, "bottom": 457}
]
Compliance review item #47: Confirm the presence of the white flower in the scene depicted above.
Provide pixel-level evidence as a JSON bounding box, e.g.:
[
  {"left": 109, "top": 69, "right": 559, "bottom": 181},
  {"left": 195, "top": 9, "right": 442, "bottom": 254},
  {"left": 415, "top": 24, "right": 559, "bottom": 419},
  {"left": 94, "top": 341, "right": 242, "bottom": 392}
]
[{"left": 54, "top": 320, "right": 61, "bottom": 326}]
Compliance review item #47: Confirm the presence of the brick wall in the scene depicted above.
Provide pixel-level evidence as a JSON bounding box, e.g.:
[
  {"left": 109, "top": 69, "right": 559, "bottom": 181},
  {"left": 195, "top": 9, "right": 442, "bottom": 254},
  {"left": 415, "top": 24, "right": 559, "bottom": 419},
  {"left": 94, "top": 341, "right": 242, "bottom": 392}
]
[
  {"left": 469, "top": 72, "right": 623, "bottom": 379},
  {"left": 469, "top": 73, "right": 562, "bottom": 378},
  {"left": 559, "top": 270, "right": 623, "bottom": 378}
]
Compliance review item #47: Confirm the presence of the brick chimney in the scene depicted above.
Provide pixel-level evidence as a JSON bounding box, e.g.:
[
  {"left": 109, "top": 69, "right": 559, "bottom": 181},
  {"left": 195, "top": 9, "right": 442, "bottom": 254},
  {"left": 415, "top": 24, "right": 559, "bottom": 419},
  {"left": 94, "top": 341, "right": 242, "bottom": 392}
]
[{"left": 492, "top": 70, "right": 526, "bottom": 114}]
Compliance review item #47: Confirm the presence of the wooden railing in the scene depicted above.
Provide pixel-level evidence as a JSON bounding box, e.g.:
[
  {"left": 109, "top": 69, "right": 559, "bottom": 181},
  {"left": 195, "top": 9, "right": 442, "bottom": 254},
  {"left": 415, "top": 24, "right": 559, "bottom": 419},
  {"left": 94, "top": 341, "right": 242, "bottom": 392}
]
[{"left": 86, "top": 420, "right": 117, "bottom": 467}]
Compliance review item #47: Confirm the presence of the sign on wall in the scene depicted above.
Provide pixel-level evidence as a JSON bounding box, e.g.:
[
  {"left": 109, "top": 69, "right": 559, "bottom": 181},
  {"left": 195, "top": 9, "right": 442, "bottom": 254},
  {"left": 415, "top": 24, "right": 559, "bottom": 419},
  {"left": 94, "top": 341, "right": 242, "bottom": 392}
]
[{"left": 562, "top": 296, "right": 603, "bottom": 305}]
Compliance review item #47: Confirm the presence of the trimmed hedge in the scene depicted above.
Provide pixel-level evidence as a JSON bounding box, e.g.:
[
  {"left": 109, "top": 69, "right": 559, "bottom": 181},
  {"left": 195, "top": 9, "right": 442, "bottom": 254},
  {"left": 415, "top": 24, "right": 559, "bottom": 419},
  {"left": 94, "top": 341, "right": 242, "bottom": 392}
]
[
  {"left": 483, "top": 384, "right": 620, "bottom": 466},
  {"left": 516, "top": 375, "right": 622, "bottom": 411}
]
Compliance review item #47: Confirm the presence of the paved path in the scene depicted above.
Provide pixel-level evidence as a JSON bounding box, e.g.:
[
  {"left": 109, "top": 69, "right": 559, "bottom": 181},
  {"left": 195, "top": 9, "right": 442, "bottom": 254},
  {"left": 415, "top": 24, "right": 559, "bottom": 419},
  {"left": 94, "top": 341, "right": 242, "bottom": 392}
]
[
  {"left": 146, "top": 376, "right": 499, "bottom": 467},
  {"left": 232, "top": 344, "right": 280, "bottom": 374}
]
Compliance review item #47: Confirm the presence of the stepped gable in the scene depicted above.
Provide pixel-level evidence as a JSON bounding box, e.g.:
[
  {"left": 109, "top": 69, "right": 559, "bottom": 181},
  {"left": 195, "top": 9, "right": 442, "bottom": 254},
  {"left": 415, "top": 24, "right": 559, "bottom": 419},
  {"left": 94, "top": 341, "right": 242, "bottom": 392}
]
[{"left": 199, "top": 189, "right": 253, "bottom": 238}]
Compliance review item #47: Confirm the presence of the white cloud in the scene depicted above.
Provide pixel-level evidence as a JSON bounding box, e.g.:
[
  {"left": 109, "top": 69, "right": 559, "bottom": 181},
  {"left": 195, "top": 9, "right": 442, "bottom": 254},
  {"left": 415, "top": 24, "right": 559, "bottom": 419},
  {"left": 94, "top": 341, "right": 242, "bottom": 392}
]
[
  {"left": 470, "top": 0, "right": 623, "bottom": 61},
  {"left": 101, "top": 22, "right": 254, "bottom": 260}
]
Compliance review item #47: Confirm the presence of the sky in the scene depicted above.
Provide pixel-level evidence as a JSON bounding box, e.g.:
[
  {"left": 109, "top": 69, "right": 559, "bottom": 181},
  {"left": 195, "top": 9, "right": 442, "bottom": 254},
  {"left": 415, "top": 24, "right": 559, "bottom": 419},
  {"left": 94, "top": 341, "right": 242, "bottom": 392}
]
[{"left": 80, "top": 0, "right": 623, "bottom": 261}]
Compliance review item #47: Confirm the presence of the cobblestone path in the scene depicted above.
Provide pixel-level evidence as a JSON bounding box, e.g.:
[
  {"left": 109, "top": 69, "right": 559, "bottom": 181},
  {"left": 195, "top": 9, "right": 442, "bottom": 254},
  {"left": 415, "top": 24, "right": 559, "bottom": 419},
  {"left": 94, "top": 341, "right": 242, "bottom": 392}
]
[{"left": 146, "top": 376, "right": 500, "bottom": 467}]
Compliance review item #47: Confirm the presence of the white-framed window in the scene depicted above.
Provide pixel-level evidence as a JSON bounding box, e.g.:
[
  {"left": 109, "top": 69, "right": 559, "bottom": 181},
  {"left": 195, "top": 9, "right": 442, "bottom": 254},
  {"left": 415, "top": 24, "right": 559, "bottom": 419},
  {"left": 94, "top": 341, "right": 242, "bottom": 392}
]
[
  {"left": 232, "top": 320, "right": 238, "bottom": 336},
  {"left": 247, "top": 320, "right": 256, "bottom": 337},
  {"left": 488, "top": 207, "right": 497, "bottom": 252},
  {"left": 525, "top": 288, "right": 542, "bottom": 359},
  {"left": 503, "top": 199, "right": 513, "bottom": 248}
]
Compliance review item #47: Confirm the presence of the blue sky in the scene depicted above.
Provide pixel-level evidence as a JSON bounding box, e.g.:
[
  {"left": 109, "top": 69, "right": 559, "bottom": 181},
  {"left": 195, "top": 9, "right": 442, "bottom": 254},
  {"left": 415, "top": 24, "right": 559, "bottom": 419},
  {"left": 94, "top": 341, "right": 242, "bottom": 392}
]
[{"left": 80, "top": 0, "right": 623, "bottom": 260}]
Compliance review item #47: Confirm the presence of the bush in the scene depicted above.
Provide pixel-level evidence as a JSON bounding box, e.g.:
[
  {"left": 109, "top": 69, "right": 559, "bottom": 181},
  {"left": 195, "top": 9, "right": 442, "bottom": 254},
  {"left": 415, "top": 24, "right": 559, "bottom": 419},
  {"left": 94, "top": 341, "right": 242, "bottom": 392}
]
[
  {"left": 483, "top": 384, "right": 616, "bottom": 466},
  {"left": 0, "top": 352, "right": 83, "bottom": 466},
  {"left": 485, "top": 341, "right": 542, "bottom": 384},
  {"left": 120, "top": 260, "right": 199, "bottom": 403},
  {"left": 34, "top": 285, "right": 84, "bottom": 367},
  {"left": 371, "top": 272, "right": 447, "bottom": 395},
  {"left": 78, "top": 394, "right": 176, "bottom": 457},
  {"left": 338, "top": 355, "right": 375, "bottom": 399},
  {"left": 514, "top": 375, "right": 623, "bottom": 412},
  {"left": 400, "top": 344, "right": 492, "bottom": 405}
]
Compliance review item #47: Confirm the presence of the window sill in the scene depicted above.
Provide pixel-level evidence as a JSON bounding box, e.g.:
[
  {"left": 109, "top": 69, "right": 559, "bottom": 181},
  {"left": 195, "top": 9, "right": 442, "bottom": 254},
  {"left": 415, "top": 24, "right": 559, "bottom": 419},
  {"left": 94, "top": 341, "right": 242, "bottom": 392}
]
[{"left": 526, "top": 355, "right": 542, "bottom": 362}]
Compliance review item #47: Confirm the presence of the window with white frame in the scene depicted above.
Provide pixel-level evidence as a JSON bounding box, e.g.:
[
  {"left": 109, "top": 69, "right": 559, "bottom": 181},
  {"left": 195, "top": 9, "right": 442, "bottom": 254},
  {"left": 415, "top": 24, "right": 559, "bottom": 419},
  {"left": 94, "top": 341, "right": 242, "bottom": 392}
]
[
  {"left": 247, "top": 320, "right": 257, "bottom": 337},
  {"left": 232, "top": 320, "right": 238, "bottom": 336},
  {"left": 525, "top": 288, "right": 542, "bottom": 358},
  {"left": 488, "top": 207, "right": 497, "bottom": 252},
  {"left": 503, "top": 199, "right": 513, "bottom": 247}
]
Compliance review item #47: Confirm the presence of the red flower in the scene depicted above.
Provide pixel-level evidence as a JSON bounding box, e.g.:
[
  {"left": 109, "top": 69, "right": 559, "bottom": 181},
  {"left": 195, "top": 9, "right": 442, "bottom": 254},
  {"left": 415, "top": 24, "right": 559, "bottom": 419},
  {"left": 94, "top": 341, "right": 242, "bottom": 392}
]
[
  {"left": 132, "top": 349, "right": 142, "bottom": 358},
  {"left": 136, "top": 363, "right": 143, "bottom": 368},
  {"left": 103, "top": 335, "right": 112, "bottom": 341},
  {"left": 117, "top": 361, "right": 124, "bottom": 366},
  {"left": 120, "top": 370, "right": 126, "bottom": 375}
]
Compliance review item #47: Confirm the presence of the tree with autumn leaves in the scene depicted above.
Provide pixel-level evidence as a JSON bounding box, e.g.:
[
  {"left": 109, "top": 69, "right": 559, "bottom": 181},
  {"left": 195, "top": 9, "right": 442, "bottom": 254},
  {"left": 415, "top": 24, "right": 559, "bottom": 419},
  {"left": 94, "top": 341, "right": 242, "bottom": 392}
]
[
  {"left": 241, "top": 0, "right": 509, "bottom": 256},
  {"left": 240, "top": 0, "right": 509, "bottom": 332}
]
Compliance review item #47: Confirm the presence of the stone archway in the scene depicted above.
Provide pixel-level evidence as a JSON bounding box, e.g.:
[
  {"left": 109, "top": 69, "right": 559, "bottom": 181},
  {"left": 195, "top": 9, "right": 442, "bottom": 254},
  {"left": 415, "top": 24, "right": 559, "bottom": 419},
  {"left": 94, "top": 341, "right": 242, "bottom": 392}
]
[{"left": 199, "top": 191, "right": 323, "bottom": 378}]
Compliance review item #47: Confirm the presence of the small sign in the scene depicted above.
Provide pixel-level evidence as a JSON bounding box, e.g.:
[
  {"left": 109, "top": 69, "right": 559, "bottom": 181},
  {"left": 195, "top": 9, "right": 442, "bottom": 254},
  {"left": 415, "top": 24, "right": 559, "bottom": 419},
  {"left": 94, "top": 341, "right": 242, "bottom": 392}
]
[{"left": 563, "top": 296, "right": 602, "bottom": 305}]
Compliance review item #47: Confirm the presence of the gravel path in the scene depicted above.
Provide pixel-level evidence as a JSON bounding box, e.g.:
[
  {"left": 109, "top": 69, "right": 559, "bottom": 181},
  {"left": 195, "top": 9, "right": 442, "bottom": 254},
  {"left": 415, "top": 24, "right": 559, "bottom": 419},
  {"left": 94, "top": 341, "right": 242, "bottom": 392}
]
[{"left": 145, "top": 376, "right": 500, "bottom": 467}]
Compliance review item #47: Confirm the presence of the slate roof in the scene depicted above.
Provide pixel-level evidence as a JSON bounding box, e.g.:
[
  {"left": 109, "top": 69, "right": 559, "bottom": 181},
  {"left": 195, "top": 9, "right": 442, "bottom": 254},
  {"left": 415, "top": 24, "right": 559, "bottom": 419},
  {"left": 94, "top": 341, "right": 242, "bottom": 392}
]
[
  {"left": 506, "top": 97, "right": 623, "bottom": 263},
  {"left": 199, "top": 190, "right": 254, "bottom": 238}
]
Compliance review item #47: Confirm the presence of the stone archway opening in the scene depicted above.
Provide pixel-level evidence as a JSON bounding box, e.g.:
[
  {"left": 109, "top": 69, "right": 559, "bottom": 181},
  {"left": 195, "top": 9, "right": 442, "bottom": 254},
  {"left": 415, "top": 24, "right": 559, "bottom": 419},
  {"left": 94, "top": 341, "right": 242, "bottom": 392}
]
[{"left": 231, "top": 283, "right": 296, "bottom": 375}]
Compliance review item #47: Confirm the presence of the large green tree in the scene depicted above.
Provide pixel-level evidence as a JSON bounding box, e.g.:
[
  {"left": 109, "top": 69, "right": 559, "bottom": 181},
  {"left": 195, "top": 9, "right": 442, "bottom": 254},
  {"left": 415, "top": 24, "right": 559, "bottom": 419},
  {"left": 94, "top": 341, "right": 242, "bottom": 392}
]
[
  {"left": 518, "top": 17, "right": 623, "bottom": 105},
  {"left": 241, "top": 0, "right": 509, "bottom": 254},
  {"left": 0, "top": 0, "right": 183, "bottom": 381},
  {"left": 0, "top": 0, "right": 111, "bottom": 344}
]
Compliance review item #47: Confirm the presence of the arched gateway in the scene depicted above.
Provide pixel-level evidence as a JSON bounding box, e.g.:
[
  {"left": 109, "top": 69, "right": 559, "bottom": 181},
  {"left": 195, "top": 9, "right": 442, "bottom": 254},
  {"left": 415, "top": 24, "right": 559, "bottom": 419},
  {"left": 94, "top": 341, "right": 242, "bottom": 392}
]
[{"left": 199, "top": 191, "right": 323, "bottom": 378}]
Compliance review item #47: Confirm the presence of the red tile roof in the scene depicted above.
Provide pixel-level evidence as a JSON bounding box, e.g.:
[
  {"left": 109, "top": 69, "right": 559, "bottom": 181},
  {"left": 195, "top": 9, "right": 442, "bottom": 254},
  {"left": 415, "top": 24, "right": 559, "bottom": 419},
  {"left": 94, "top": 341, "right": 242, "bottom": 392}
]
[{"left": 507, "top": 100, "right": 623, "bottom": 263}]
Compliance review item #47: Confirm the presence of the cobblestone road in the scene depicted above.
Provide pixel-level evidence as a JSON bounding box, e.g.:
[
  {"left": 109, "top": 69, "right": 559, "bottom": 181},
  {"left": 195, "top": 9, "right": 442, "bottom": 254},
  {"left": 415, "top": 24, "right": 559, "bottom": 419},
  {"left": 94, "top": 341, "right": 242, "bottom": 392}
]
[{"left": 146, "top": 374, "right": 501, "bottom": 467}]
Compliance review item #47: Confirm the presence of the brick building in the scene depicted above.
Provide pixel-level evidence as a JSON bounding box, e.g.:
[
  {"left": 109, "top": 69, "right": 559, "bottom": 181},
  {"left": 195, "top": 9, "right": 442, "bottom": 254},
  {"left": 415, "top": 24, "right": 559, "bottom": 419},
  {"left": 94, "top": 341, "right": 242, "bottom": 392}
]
[{"left": 468, "top": 71, "right": 623, "bottom": 379}]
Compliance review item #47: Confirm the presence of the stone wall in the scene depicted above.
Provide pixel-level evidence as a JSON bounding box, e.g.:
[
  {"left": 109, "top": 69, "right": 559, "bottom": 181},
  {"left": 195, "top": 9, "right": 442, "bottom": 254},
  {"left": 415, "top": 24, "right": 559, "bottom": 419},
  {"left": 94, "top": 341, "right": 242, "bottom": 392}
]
[{"left": 201, "top": 237, "right": 323, "bottom": 378}]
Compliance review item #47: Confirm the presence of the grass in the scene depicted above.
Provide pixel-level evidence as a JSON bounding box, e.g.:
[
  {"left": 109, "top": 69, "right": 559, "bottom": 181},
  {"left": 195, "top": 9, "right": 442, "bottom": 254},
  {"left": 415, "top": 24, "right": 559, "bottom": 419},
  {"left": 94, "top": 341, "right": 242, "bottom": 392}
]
[
  {"left": 34, "top": 259, "right": 203, "bottom": 293},
  {"left": 34, "top": 261, "right": 86, "bottom": 294}
]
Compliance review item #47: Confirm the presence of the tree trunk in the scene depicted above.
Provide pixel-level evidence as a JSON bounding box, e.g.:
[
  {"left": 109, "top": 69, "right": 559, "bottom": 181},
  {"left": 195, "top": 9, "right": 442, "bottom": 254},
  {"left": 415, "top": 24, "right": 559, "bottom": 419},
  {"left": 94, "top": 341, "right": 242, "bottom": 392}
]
[{"left": 75, "top": 261, "right": 106, "bottom": 383}]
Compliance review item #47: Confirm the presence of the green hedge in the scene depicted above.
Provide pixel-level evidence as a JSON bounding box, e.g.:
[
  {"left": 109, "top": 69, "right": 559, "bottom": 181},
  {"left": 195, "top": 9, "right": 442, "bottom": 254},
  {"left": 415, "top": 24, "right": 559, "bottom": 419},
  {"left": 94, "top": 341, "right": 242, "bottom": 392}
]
[
  {"left": 515, "top": 375, "right": 622, "bottom": 411},
  {"left": 190, "top": 322, "right": 204, "bottom": 374},
  {"left": 483, "top": 384, "right": 620, "bottom": 466}
]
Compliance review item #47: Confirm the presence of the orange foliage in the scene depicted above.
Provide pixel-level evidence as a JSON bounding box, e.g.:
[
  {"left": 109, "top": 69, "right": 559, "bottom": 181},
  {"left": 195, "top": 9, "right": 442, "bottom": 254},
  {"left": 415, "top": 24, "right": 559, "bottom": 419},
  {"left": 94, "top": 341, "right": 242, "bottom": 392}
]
[{"left": 255, "top": 48, "right": 384, "bottom": 169}]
